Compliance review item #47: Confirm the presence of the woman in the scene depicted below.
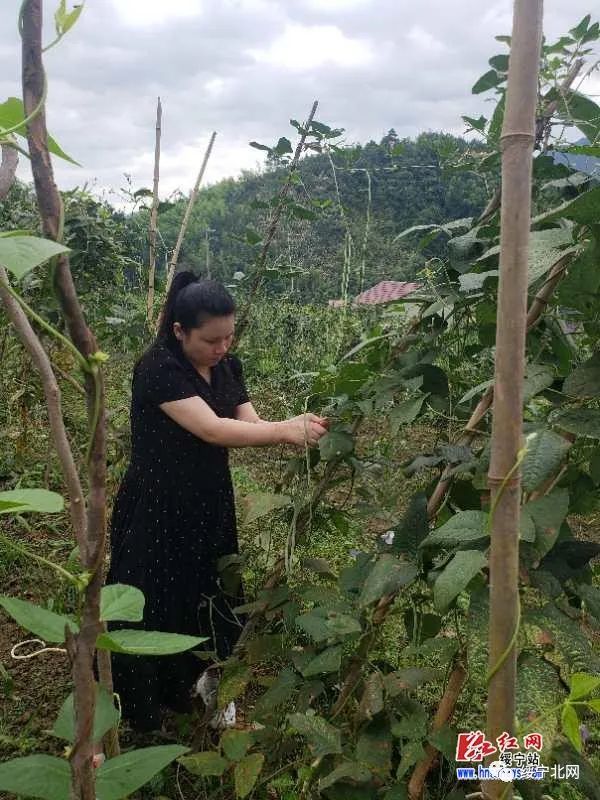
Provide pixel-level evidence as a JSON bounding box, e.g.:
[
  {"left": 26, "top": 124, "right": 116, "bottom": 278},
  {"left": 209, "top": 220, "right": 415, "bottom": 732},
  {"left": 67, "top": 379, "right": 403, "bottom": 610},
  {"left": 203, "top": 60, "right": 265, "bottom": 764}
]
[{"left": 96, "top": 271, "right": 328, "bottom": 740}]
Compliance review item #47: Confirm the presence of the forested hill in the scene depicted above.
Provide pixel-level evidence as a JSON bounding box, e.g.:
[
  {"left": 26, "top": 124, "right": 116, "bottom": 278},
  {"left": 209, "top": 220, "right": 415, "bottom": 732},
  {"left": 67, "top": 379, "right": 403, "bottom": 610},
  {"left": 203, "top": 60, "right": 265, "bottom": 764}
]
[{"left": 128, "top": 130, "right": 488, "bottom": 303}]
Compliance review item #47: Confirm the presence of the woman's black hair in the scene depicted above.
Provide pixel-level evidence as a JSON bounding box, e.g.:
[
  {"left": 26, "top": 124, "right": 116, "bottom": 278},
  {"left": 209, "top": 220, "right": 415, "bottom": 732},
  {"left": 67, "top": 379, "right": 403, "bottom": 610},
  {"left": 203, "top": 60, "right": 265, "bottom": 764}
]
[{"left": 156, "top": 270, "right": 236, "bottom": 349}]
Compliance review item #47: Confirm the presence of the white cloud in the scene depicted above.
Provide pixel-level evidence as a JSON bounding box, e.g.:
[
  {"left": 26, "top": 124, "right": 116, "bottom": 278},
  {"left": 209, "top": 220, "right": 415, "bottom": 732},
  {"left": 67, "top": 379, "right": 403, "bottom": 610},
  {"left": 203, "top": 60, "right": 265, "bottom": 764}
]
[
  {"left": 248, "top": 23, "right": 373, "bottom": 70},
  {"left": 110, "top": 0, "right": 203, "bottom": 27}
]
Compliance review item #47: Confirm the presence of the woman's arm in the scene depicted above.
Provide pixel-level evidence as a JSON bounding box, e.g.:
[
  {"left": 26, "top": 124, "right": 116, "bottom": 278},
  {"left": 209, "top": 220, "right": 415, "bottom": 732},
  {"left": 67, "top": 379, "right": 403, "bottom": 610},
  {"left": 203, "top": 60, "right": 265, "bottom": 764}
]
[
  {"left": 160, "top": 395, "right": 326, "bottom": 448},
  {"left": 234, "top": 401, "right": 265, "bottom": 424}
]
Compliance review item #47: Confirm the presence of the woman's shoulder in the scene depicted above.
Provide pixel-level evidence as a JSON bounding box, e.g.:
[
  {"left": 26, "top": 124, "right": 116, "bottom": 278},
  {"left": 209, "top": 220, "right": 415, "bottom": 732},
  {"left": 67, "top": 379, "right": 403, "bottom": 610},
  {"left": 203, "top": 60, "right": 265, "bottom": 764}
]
[{"left": 133, "top": 342, "right": 186, "bottom": 384}]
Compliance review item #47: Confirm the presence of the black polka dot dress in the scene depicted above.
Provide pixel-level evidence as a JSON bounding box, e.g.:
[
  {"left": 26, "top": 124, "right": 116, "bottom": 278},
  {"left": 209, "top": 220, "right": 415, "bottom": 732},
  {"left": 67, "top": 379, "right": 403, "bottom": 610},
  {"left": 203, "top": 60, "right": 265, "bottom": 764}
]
[{"left": 103, "top": 340, "right": 249, "bottom": 731}]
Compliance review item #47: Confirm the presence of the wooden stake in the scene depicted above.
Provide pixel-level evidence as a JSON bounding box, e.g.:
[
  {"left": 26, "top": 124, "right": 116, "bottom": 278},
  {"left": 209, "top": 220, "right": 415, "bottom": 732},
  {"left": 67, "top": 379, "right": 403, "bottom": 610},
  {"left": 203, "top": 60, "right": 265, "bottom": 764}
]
[
  {"left": 147, "top": 97, "right": 162, "bottom": 325},
  {"left": 164, "top": 131, "right": 217, "bottom": 292},
  {"left": 485, "top": 2, "right": 543, "bottom": 799}
]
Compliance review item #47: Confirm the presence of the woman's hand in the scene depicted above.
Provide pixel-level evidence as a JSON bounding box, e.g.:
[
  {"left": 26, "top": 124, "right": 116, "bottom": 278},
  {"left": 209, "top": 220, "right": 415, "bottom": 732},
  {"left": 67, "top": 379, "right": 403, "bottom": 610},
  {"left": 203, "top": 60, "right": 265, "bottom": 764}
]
[{"left": 283, "top": 413, "right": 329, "bottom": 447}]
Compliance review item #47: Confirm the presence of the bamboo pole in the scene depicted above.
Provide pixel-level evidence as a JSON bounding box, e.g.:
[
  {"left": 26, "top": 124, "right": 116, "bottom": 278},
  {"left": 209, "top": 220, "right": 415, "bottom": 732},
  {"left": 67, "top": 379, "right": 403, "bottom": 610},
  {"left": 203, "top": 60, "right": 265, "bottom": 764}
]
[
  {"left": 164, "top": 131, "right": 217, "bottom": 293},
  {"left": 485, "top": 2, "right": 543, "bottom": 799},
  {"left": 146, "top": 97, "right": 162, "bottom": 325}
]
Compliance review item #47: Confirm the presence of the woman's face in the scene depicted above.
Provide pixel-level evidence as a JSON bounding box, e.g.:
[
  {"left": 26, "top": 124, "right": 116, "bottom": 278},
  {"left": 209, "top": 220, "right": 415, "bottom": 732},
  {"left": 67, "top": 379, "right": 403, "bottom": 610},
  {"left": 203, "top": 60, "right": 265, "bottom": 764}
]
[{"left": 174, "top": 314, "right": 235, "bottom": 368}]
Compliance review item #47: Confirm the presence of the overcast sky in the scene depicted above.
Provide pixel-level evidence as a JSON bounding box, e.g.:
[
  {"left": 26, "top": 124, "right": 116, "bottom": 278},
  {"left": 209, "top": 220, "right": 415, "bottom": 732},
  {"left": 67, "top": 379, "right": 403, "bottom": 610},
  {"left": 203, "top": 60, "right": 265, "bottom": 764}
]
[{"left": 1, "top": 0, "right": 598, "bottom": 205}]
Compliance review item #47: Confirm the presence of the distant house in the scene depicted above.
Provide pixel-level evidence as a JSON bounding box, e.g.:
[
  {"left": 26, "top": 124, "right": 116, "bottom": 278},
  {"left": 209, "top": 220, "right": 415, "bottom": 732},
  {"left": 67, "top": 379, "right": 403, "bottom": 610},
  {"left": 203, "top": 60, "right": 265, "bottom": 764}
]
[{"left": 328, "top": 280, "right": 422, "bottom": 308}]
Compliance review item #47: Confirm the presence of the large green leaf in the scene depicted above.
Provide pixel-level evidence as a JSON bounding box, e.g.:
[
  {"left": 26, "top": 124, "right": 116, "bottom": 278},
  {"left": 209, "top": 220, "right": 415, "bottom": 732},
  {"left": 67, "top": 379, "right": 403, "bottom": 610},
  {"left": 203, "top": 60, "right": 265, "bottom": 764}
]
[
  {"left": 0, "top": 596, "right": 78, "bottom": 643},
  {"left": 96, "top": 745, "right": 189, "bottom": 800},
  {"left": 359, "top": 556, "right": 417, "bottom": 607},
  {"left": 178, "top": 751, "right": 229, "bottom": 776},
  {"left": 54, "top": 0, "right": 84, "bottom": 37},
  {"left": 479, "top": 228, "right": 575, "bottom": 285},
  {"left": 564, "top": 353, "right": 600, "bottom": 397},
  {"left": 52, "top": 684, "right": 119, "bottom": 744},
  {"left": 319, "top": 762, "right": 372, "bottom": 792},
  {"left": 525, "top": 603, "right": 600, "bottom": 675},
  {"left": 391, "top": 492, "right": 429, "bottom": 560},
  {"left": 295, "top": 609, "right": 332, "bottom": 643},
  {"left": 356, "top": 716, "right": 393, "bottom": 775},
  {"left": 433, "top": 550, "right": 488, "bottom": 613},
  {"left": 521, "top": 430, "right": 571, "bottom": 493},
  {"left": 389, "top": 395, "right": 427, "bottom": 433},
  {"left": 0, "top": 488, "right": 64, "bottom": 515},
  {"left": 561, "top": 704, "right": 582, "bottom": 752},
  {"left": 96, "top": 629, "right": 207, "bottom": 655},
  {"left": 319, "top": 431, "right": 354, "bottom": 461},
  {"left": 420, "top": 510, "right": 488, "bottom": 548},
  {"left": 472, "top": 69, "right": 504, "bottom": 94},
  {"left": 234, "top": 752, "right": 264, "bottom": 798},
  {"left": 218, "top": 660, "right": 252, "bottom": 707},
  {"left": 537, "top": 185, "right": 600, "bottom": 226},
  {"left": 100, "top": 584, "right": 144, "bottom": 623},
  {"left": 0, "top": 97, "right": 79, "bottom": 164},
  {"left": 551, "top": 408, "right": 600, "bottom": 438},
  {"left": 301, "top": 644, "right": 342, "bottom": 677},
  {"left": 569, "top": 672, "right": 600, "bottom": 700},
  {"left": 557, "top": 90, "right": 600, "bottom": 143},
  {"left": 254, "top": 666, "right": 299, "bottom": 715},
  {"left": 0, "top": 235, "right": 70, "bottom": 280},
  {"left": 522, "top": 489, "right": 569, "bottom": 561},
  {"left": 523, "top": 364, "right": 554, "bottom": 402},
  {"left": 0, "top": 755, "right": 70, "bottom": 800},
  {"left": 287, "top": 712, "right": 342, "bottom": 757},
  {"left": 515, "top": 653, "right": 564, "bottom": 758},
  {"left": 242, "top": 492, "right": 291, "bottom": 525},
  {"left": 222, "top": 729, "right": 253, "bottom": 762}
]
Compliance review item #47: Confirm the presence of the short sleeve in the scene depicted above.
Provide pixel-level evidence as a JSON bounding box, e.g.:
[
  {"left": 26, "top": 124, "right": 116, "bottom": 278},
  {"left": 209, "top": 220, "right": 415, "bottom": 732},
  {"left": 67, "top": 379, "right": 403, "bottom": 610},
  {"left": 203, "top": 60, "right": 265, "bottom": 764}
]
[
  {"left": 134, "top": 347, "right": 198, "bottom": 406},
  {"left": 228, "top": 354, "right": 250, "bottom": 406}
]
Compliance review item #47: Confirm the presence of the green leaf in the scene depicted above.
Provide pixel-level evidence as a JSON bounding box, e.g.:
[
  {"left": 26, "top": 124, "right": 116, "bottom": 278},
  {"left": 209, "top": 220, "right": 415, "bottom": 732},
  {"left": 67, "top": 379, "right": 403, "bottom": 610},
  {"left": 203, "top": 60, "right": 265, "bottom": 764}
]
[
  {"left": 319, "top": 762, "right": 372, "bottom": 792},
  {"left": 358, "top": 672, "right": 384, "bottom": 720},
  {"left": 244, "top": 226, "right": 262, "bottom": 245},
  {"left": 396, "top": 741, "right": 426, "bottom": 779},
  {"left": 243, "top": 492, "right": 291, "bottom": 525},
  {"left": 383, "top": 668, "right": 441, "bottom": 696},
  {"left": 301, "top": 645, "right": 342, "bottom": 677},
  {"left": 478, "top": 228, "right": 576, "bottom": 284},
  {"left": 516, "top": 653, "right": 564, "bottom": 758},
  {"left": 100, "top": 584, "right": 144, "bottom": 623},
  {"left": 274, "top": 136, "right": 293, "bottom": 155},
  {"left": 523, "top": 364, "right": 554, "bottom": 402},
  {"left": 96, "top": 629, "right": 207, "bottom": 655},
  {"left": 569, "top": 672, "right": 600, "bottom": 700},
  {"left": 551, "top": 408, "right": 600, "bottom": 438},
  {"left": 287, "top": 712, "right": 342, "bottom": 757},
  {"left": 472, "top": 69, "right": 503, "bottom": 94},
  {"left": 538, "top": 186, "right": 600, "bottom": 226},
  {"left": 433, "top": 550, "right": 487, "bottom": 613},
  {"left": 295, "top": 609, "right": 332, "bottom": 643},
  {"left": 359, "top": 555, "right": 417, "bottom": 607},
  {"left": 0, "top": 235, "right": 71, "bottom": 280},
  {"left": 319, "top": 431, "right": 354, "bottom": 461},
  {"left": 234, "top": 753, "right": 264, "bottom": 798},
  {"left": 221, "top": 729, "right": 253, "bottom": 762},
  {"left": 561, "top": 704, "right": 582, "bottom": 752},
  {"left": 53, "top": 684, "right": 119, "bottom": 744},
  {"left": 325, "top": 611, "right": 362, "bottom": 637},
  {"left": 289, "top": 203, "right": 317, "bottom": 221},
  {"left": 462, "top": 115, "right": 487, "bottom": 133},
  {"left": 564, "top": 353, "right": 600, "bottom": 397},
  {"left": 391, "top": 702, "right": 428, "bottom": 740},
  {"left": 0, "top": 755, "right": 70, "bottom": 800},
  {"left": 0, "top": 596, "right": 78, "bottom": 643},
  {"left": 391, "top": 491, "right": 429, "bottom": 560},
  {"left": 458, "top": 271, "right": 498, "bottom": 293},
  {"left": 249, "top": 141, "right": 271, "bottom": 152},
  {"left": 54, "top": 0, "right": 84, "bottom": 36},
  {"left": 428, "top": 725, "right": 458, "bottom": 761},
  {"left": 570, "top": 14, "right": 591, "bottom": 38},
  {"left": 96, "top": 745, "right": 189, "bottom": 800},
  {"left": 420, "top": 510, "right": 488, "bottom": 548},
  {"left": 522, "top": 489, "right": 569, "bottom": 561},
  {"left": 255, "top": 666, "right": 298, "bottom": 714},
  {"left": 356, "top": 716, "right": 392, "bottom": 775},
  {"left": 0, "top": 97, "right": 79, "bottom": 164},
  {"left": 521, "top": 430, "right": 571, "bottom": 492},
  {"left": 0, "top": 488, "right": 63, "bottom": 515},
  {"left": 488, "top": 54, "right": 509, "bottom": 72},
  {"left": 526, "top": 604, "right": 600, "bottom": 674},
  {"left": 390, "top": 394, "right": 427, "bottom": 434},
  {"left": 218, "top": 660, "right": 252, "bottom": 706},
  {"left": 178, "top": 751, "right": 229, "bottom": 776}
]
